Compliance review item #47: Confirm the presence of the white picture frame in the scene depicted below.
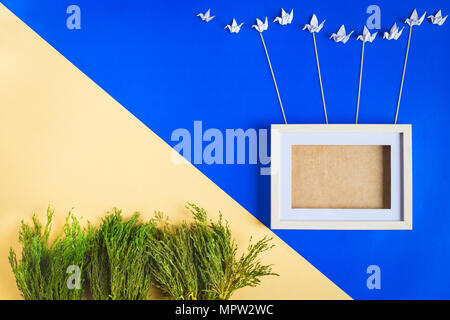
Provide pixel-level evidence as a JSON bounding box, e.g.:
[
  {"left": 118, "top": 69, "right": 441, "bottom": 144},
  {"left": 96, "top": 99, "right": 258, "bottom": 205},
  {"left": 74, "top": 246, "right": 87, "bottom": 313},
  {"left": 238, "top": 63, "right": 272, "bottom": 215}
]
[{"left": 271, "top": 124, "right": 412, "bottom": 230}]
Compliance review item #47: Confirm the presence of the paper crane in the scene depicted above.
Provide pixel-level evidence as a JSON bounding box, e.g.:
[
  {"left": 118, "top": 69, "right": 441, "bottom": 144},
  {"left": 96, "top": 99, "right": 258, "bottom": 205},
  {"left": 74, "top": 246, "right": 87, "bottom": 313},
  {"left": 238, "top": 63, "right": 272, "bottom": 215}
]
[
  {"left": 252, "top": 18, "right": 287, "bottom": 124},
  {"left": 303, "top": 14, "right": 325, "bottom": 33},
  {"left": 224, "top": 19, "right": 244, "bottom": 33},
  {"left": 383, "top": 23, "right": 404, "bottom": 40},
  {"left": 357, "top": 26, "right": 377, "bottom": 43},
  {"left": 354, "top": 27, "right": 377, "bottom": 124},
  {"left": 405, "top": 9, "right": 426, "bottom": 26},
  {"left": 273, "top": 8, "right": 293, "bottom": 25},
  {"left": 428, "top": 10, "right": 448, "bottom": 26},
  {"left": 330, "top": 25, "right": 354, "bottom": 44},
  {"left": 394, "top": 9, "right": 426, "bottom": 124},
  {"left": 197, "top": 9, "right": 215, "bottom": 22},
  {"left": 252, "top": 17, "right": 268, "bottom": 32},
  {"left": 303, "top": 14, "right": 328, "bottom": 124}
]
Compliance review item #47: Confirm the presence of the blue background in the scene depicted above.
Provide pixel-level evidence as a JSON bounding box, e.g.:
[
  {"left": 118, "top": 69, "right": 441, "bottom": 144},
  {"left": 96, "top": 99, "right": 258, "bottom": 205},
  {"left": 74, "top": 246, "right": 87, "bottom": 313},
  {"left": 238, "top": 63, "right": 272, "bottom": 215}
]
[{"left": 2, "top": 0, "right": 449, "bottom": 299}]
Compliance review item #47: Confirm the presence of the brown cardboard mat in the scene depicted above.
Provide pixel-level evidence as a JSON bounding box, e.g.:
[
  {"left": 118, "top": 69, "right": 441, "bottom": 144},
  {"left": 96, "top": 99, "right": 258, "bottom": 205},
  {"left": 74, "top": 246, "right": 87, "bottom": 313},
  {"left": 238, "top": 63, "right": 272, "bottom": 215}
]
[{"left": 291, "top": 145, "right": 391, "bottom": 209}]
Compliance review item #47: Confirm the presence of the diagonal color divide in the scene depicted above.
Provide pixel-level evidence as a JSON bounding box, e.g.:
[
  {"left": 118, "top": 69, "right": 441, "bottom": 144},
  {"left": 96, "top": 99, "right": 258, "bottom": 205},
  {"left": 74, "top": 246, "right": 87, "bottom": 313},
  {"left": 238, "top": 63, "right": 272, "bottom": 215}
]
[{"left": 0, "top": 4, "right": 350, "bottom": 300}]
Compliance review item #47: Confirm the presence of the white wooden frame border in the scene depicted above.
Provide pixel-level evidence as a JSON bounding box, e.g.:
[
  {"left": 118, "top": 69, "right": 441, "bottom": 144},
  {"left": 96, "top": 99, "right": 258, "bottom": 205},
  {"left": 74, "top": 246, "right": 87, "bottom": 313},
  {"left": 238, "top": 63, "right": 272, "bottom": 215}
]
[{"left": 270, "top": 124, "right": 412, "bottom": 230}]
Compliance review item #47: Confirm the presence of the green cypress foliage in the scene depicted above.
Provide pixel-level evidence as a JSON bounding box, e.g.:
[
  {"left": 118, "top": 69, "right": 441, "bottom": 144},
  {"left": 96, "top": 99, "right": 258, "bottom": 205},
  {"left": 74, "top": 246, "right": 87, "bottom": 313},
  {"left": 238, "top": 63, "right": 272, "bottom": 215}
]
[
  {"left": 9, "top": 204, "right": 278, "bottom": 300},
  {"left": 147, "top": 203, "right": 278, "bottom": 300},
  {"left": 8, "top": 207, "right": 91, "bottom": 300},
  {"left": 86, "top": 209, "right": 155, "bottom": 300},
  {"left": 147, "top": 211, "right": 200, "bottom": 299}
]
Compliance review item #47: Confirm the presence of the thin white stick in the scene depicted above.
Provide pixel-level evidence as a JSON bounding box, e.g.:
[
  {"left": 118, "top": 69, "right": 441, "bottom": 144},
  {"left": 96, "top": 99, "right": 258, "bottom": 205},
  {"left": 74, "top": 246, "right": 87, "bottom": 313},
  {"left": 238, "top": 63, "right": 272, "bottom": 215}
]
[
  {"left": 259, "top": 32, "right": 287, "bottom": 124},
  {"left": 395, "top": 25, "right": 412, "bottom": 124},
  {"left": 312, "top": 32, "right": 328, "bottom": 124},
  {"left": 356, "top": 41, "right": 365, "bottom": 124}
]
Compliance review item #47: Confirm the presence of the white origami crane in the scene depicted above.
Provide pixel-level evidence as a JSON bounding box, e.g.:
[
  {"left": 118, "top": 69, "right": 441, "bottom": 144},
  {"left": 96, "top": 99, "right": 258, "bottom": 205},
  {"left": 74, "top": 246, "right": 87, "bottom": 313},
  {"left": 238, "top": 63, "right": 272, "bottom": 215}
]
[
  {"left": 224, "top": 19, "right": 244, "bottom": 33},
  {"left": 197, "top": 9, "right": 215, "bottom": 22},
  {"left": 273, "top": 8, "right": 293, "bottom": 25},
  {"left": 303, "top": 14, "right": 325, "bottom": 33},
  {"left": 252, "top": 17, "right": 268, "bottom": 33},
  {"left": 357, "top": 26, "right": 377, "bottom": 42},
  {"left": 383, "top": 23, "right": 404, "bottom": 40},
  {"left": 428, "top": 10, "right": 448, "bottom": 26},
  {"left": 405, "top": 9, "right": 426, "bottom": 27},
  {"left": 330, "top": 25, "right": 354, "bottom": 44}
]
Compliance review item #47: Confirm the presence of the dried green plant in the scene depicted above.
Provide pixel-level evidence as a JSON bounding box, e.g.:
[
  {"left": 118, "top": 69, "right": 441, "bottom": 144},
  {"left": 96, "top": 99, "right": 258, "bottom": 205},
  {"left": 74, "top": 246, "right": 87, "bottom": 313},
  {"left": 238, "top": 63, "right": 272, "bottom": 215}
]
[
  {"left": 147, "top": 212, "right": 200, "bottom": 300},
  {"left": 147, "top": 203, "right": 278, "bottom": 300},
  {"left": 86, "top": 209, "right": 155, "bottom": 300},
  {"left": 8, "top": 207, "right": 91, "bottom": 300}
]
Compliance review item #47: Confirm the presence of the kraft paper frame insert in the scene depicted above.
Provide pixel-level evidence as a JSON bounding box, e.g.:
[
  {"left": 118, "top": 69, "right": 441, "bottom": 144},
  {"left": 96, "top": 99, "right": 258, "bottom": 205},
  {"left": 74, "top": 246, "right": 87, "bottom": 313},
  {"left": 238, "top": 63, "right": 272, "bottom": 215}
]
[{"left": 270, "top": 124, "right": 412, "bottom": 230}]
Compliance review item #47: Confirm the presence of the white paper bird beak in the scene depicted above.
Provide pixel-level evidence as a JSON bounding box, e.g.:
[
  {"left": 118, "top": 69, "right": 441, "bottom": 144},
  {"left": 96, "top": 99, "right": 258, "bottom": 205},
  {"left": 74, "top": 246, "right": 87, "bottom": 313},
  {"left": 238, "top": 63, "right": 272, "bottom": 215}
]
[{"left": 406, "top": 9, "right": 427, "bottom": 26}]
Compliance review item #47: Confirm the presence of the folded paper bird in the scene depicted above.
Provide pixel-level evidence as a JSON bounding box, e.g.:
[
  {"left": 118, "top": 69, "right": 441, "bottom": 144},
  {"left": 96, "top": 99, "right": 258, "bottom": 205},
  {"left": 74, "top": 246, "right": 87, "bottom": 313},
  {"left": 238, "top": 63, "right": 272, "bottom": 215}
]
[
  {"left": 303, "top": 14, "right": 325, "bottom": 33},
  {"left": 252, "top": 17, "right": 268, "bottom": 33},
  {"left": 197, "top": 9, "right": 215, "bottom": 22},
  {"left": 330, "top": 25, "right": 354, "bottom": 44},
  {"left": 273, "top": 8, "right": 293, "bottom": 25},
  {"left": 357, "top": 26, "right": 377, "bottom": 42},
  {"left": 428, "top": 10, "right": 448, "bottom": 26},
  {"left": 405, "top": 9, "right": 426, "bottom": 27},
  {"left": 383, "top": 23, "right": 404, "bottom": 40},
  {"left": 225, "top": 19, "right": 244, "bottom": 33}
]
